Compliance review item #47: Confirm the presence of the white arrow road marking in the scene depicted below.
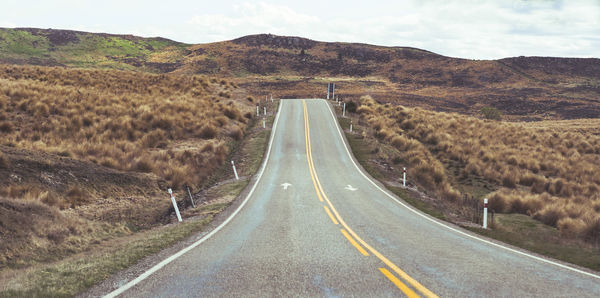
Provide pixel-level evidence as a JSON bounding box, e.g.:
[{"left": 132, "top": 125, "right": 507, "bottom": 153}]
[
  {"left": 281, "top": 183, "right": 292, "bottom": 190},
  {"left": 345, "top": 185, "right": 357, "bottom": 191}
]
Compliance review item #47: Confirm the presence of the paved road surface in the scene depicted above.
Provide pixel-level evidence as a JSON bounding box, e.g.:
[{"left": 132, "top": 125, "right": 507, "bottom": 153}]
[{"left": 105, "top": 99, "right": 600, "bottom": 297}]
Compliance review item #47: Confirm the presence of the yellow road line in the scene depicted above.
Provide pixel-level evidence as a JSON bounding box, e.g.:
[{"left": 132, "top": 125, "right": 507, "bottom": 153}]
[
  {"left": 304, "top": 100, "right": 323, "bottom": 202},
  {"left": 324, "top": 205, "right": 339, "bottom": 225},
  {"left": 379, "top": 268, "right": 420, "bottom": 298},
  {"left": 302, "top": 100, "right": 438, "bottom": 298},
  {"left": 341, "top": 229, "right": 369, "bottom": 256}
]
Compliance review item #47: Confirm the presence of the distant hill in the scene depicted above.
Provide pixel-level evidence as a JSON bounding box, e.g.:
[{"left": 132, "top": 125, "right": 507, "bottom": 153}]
[
  {"left": 0, "top": 27, "right": 189, "bottom": 72},
  {"left": 1, "top": 28, "right": 600, "bottom": 119}
]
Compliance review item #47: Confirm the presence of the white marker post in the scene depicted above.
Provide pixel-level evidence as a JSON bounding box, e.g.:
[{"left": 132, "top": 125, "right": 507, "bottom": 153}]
[
  {"left": 332, "top": 83, "right": 335, "bottom": 99},
  {"left": 327, "top": 83, "right": 330, "bottom": 99},
  {"left": 403, "top": 167, "right": 406, "bottom": 188},
  {"left": 231, "top": 160, "right": 239, "bottom": 180},
  {"left": 264, "top": 107, "right": 266, "bottom": 116},
  {"left": 263, "top": 118, "right": 266, "bottom": 128},
  {"left": 168, "top": 188, "right": 183, "bottom": 222},
  {"left": 350, "top": 120, "right": 353, "bottom": 132},
  {"left": 483, "top": 198, "right": 488, "bottom": 229},
  {"left": 256, "top": 106, "right": 259, "bottom": 116},
  {"left": 343, "top": 102, "right": 346, "bottom": 117}
]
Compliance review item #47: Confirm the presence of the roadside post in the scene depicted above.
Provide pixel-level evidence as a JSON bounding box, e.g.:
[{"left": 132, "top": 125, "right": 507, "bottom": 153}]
[
  {"left": 186, "top": 185, "right": 195, "bottom": 208},
  {"left": 403, "top": 167, "right": 406, "bottom": 188},
  {"left": 332, "top": 83, "right": 335, "bottom": 99},
  {"left": 350, "top": 120, "right": 353, "bottom": 132},
  {"left": 231, "top": 160, "right": 239, "bottom": 180},
  {"left": 256, "top": 105, "right": 259, "bottom": 116},
  {"left": 264, "top": 106, "right": 266, "bottom": 116},
  {"left": 263, "top": 118, "right": 266, "bottom": 128},
  {"left": 168, "top": 188, "right": 183, "bottom": 222},
  {"left": 327, "top": 83, "right": 330, "bottom": 99},
  {"left": 483, "top": 198, "right": 489, "bottom": 229},
  {"left": 343, "top": 102, "right": 346, "bottom": 117}
]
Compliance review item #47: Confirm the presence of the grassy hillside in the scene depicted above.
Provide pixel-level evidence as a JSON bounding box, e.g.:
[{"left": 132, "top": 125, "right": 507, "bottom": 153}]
[
  {"left": 0, "top": 64, "right": 255, "bottom": 268},
  {"left": 0, "top": 28, "right": 188, "bottom": 72},
  {"left": 2, "top": 29, "right": 600, "bottom": 120},
  {"left": 353, "top": 95, "right": 600, "bottom": 244}
]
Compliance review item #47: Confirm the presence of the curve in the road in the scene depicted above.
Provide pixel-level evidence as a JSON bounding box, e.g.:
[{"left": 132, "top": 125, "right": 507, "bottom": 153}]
[
  {"left": 322, "top": 99, "right": 600, "bottom": 282},
  {"left": 303, "top": 99, "right": 437, "bottom": 298}
]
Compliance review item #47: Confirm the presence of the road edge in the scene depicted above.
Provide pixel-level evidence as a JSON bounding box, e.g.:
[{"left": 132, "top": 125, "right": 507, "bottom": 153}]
[
  {"left": 102, "top": 100, "right": 284, "bottom": 297},
  {"left": 323, "top": 99, "right": 600, "bottom": 280}
]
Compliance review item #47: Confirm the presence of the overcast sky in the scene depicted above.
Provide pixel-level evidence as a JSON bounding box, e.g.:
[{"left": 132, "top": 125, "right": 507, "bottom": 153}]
[{"left": 2, "top": 0, "right": 599, "bottom": 59}]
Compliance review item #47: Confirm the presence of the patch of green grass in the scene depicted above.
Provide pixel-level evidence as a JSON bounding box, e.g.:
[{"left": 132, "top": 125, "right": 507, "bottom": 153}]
[
  {"left": 344, "top": 130, "right": 384, "bottom": 180},
  {"left": 196, "top": 202, "right": 232, "bottom": 215},
  {"left": 208, "top": 180, "right": 249, "bottom": 199},
  {"left": 387, "top": 185, "right": 446, "bottom": 220},
  {"left": 0, "top": 29, "right": 50, "bottom": 57},
  {"left": 0, "top": 28, "right": 188, "bottom": 71},
  {"left": 465, "top": 213, "right": 600, "bottom": 272}
]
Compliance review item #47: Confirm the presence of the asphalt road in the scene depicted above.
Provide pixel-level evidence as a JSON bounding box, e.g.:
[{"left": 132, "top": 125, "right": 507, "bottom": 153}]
[{"left": 105, "top": 99, "right": 600, "bottom": 297}]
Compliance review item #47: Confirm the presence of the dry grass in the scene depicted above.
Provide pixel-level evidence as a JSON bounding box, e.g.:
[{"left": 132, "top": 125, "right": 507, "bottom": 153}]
[
  {"left": 0, "top": 64, "right": 257, "bottom": 269},
  {"left": 0, "top": 64, "right": 251, "bottom": 189},
  {"left": 357, "top": 95, "right": 600, "bottom": 243}
]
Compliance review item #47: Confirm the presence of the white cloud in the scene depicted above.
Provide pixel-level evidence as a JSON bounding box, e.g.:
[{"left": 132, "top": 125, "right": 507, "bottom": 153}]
[
  {"left": 1, "top": 0, "right": 598, "bottom": 59},
  {"left": 187, "top": 2, "right": 320, "bottom": 41}
]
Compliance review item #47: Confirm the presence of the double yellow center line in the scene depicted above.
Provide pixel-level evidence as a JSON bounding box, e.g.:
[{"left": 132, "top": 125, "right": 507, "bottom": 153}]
[{"left": 302, "top": 100, "right": 438, "bottom": 298}]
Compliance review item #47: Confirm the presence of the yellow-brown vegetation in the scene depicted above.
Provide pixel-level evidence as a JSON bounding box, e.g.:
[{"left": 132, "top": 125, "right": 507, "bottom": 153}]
[
  {"left": 0, "top": 64, "right": 251, "bottom": 189},
  {"left": 357, "top": 95, "right": 600, "bottom": 243},
  {"left": 0, "top": 64, "right": 254, "bottom": 268}
]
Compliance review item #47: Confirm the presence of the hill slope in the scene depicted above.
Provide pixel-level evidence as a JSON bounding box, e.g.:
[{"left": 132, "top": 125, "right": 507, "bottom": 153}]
[
  {"left": 0, "top": 64, "right": 253, "bottom": 268},
  {"left": 2, "top": 29, "right": 600, "bottom": 120},
  {"left": 0, "top": 28, "right": 188, "bottom": 72}
]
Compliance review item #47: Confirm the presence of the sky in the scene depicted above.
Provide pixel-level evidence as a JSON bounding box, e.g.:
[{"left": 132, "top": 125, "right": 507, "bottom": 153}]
[{"left": 1, "top": 0, "right": 599, "bottom": 59}]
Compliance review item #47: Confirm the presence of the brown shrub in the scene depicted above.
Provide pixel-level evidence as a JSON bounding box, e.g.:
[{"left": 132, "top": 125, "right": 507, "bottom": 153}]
[
  {"left": 581, "top": 215, "right": 600, "bottom": 243},
  {"left": 228, "top": 126, "right": 244, "bottom": 141},
  {"left": 0, "top": 121, "right": 12, "bottom": 133},
  {"left": 132, "top": 157, "right": 154, "bottom": 173},
  {"left": 39, "top": 191, "right": 66, "bottom": 209},
  {"left": 0, "top": 151, "right": 9, "bottom": 168},
  {"left": 65, "top": 186, "right": 88, "bottom": 208},
  {"left": 488, "top": 192, "right": 509, "bottom": 213},
  {"left": 199, "top": 124, "right": 218, "bottom": 139},
  {"left": 518, "top": 173, "right": 541, "bottom": 186},
  {"left": 223, "top": 106, "right": 241, "bottom": 120},
  {"left": 501, "top": 171, "right": 517, "bottom": 188},
  {"left": 140, "top": 130, "right": 167, "bottom": 148},
  {"left": 390, "top": 135, "right": 407, "bottom": 149},
  {"left": 441, "top": 184, "right": 461, "bottom": 202},
  {"left": 33, "top": 102, "right": 49, "bottom": 117},
  {"left": 166, "top": 167, "right": 190, "bottom": 189},
  {"left": 99, "top": 157, "right": 120, "bottom": 169},
  {"left": 557, "top": 217, "right": 586, "bottom": 238},
  {"left": 533, "top": 205, "right": 566, "bottom": 227},
  {"left": 201, "top": 142, "right": 215, "bottom": 153}
]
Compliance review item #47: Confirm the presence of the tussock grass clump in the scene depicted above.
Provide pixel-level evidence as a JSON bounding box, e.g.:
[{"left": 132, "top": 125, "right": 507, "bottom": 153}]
[
  {"left": 0, "top": 64, "right": 251, "bottom": 189},
  {"left": 358, "top": 95, "right": 600, "bottom": 243},
  {"left": 0, "top": 151, "right": 8, "bottom": 168}
]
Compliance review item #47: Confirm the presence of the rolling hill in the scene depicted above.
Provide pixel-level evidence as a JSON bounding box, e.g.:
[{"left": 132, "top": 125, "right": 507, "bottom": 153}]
[{"left": 2, "top": 28, "right": 600, "bottom": 120}]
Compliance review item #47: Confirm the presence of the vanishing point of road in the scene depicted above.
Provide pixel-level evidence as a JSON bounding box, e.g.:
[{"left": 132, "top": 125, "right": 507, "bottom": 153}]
[{"left": 104, "top": 99, "right": 600, "bottom": 297}]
